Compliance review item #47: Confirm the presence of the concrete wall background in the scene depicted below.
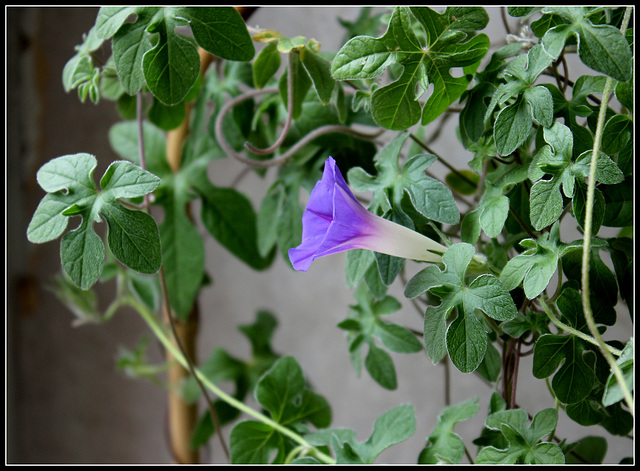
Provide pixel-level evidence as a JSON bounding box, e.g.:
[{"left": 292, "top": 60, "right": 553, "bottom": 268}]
[{"left": 7, "top": 7, "right": 632, "bottom": 464}]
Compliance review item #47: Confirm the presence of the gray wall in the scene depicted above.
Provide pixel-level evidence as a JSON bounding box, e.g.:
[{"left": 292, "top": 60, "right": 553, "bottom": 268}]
[{"left": 7, "top": 6, "right": 632, "bottom": 464}]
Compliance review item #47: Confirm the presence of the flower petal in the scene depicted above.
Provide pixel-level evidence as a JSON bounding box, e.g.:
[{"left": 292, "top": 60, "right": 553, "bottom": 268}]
[{"left": 289, "top": 156, "right": 446, "bottom": 271}]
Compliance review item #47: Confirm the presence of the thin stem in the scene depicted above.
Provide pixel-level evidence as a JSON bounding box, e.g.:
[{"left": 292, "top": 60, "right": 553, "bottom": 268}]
[
  {"left": 135, "top": 91, "right": 228, "bottom": 460},
  {"left": 136, "top": 92, "right": 150, "bottom": 211},
  {"left": 214, "top": 87, "right": 382, "bottom": 168},
  {"left": 464, "top": 444, "right": 475, "bottom": 464},
  {"left": 580, "top": 6, "right": 633, "bottom": 416},
  {"left": 409, "top": 133, "right": 477, "bottom": 188},
  {"left": 510, "top": 339, "right": 521, "bottom": 410},
  {"left": 508, "top": 205, "right": 537, "bottom": 240},
  {"left": 442, "top": 355, "right": 451, "bottom": 407},
  {"left": 244, "top": 54, "right": 294, "bottom": 154},
  {"left": 560, "top": 54, "right": 569, "bottom": 93},
  {"left": 539, "top": 297, "right": 621, "bottom": 357},
  {"left": 159, "top": 268, "right": 230, "bottom": 460},
  {"left": 500, "top": 6, "right": 513, "bottom": 36},
  {"left": 128, "top": 295, "right": 336, "bottom": 465},
  {"left": 502, "top": 339, "right": 515, "bottom": 407}
]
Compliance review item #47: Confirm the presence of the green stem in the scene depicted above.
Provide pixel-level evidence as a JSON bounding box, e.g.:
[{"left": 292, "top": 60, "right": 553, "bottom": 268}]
[
  {"left": 579, "top": 4, "right": 633, "bottom": 416},
  {"left": 539, "top": 297, "right": 621, "bottom": 357},
  {"left": 126, "top": 295, "right": 337, "bottom": 465}
]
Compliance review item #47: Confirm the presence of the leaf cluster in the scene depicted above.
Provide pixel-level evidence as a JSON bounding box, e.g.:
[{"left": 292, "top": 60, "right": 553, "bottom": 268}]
[{"left": 26, "top": 5, "right": 634, "bottom": 465}]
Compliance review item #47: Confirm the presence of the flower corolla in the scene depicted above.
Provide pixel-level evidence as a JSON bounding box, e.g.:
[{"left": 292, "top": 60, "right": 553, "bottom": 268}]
[{"left": 289, "top": 157, "right": 446, "bottom": 271}]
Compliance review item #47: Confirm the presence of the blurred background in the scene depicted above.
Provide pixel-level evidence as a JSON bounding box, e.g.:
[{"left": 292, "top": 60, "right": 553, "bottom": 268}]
[{"left": 7, "top": 6, "right": 632, "bottom": 464}]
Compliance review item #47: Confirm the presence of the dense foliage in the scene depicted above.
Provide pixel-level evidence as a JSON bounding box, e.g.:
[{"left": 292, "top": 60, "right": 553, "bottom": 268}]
[{"left": 27, "top": 6, "right": 633, "bottom": 464}]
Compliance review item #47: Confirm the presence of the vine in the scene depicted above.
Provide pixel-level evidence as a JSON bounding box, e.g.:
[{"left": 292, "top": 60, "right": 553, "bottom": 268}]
[{"left": 23, "top": 6, "right": 633, "bottom": 464}]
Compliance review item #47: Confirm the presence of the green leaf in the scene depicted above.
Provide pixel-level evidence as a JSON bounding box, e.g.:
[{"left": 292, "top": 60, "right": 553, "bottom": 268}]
[
  {"left": 256, "top": 180, "right": 286, "bottom": 258},
  {"left": 527, "top": 122, "right": 622, "bottom": 231},
  {"left": 253, "top": 42, "right": 281, "bottom": 89},
  {"left": 476, "top": 408, "right": 564, "bottom": 464},
  {"left": 112, "top": 9, "right": 156, "bottom": 95},
  {"left": 276, "top": 186, "right": 304, "bottom": 266},
  {"left": 28, "top": 154, "right": 161, "bottom": 289},
  {"left": 142, "top": 10, "right": 201, "bottom": 105},
  {"left": 148, "top": 97, "right": 187, "bottom": 131},
  {"left": 102, "top": 201, "right": 162, "bottom": 275},
  {"left": 601, "top": 177, "right": 633, "bottom": 227},
  {"left": 256, "top": 356, "right": 331, "bottom": 428},
  {"left": 300, "top": 47, "right": 336, "bottom": 104},
  {"left": 418, "top": 397, "right": 480, "bottom": 464},
  {"left": 361, "top": 404, "right": 415, "bottom": 461},
  {"left": 307, "top": 405, "right": 416, "bottom": 464},
  {"left": 400, "top": 154, "right": 460, "bottom": 224},
  {"left": 156, "top": 176, "right": 205, "bottom": 320},
  {"left": 62, "top": 21, "right": 105, "bottom": 95},
  {"left": 602, "top": 339, "right": 633, "bottom": 407},
  {"left": 238, "top": 310, "right": 280, "bottom": 361},
  {"left": 194, "top": 175, "right": 273, "bottom": 271},
  {"left": 95, "top": 7, "right": 137, "bottom": 39},
  {"left": 445, "top": 169, "right": 479, "bottom": 195},
  {"left": 405, "top": 243, "right": 517, "bottom": 372},
  {"left": 345, "top": 249, "right": 376, "bottom": 289},
  {"left": 564, "top": 436, "right": 608, "bottom": 464},
  {"left": 446, "top": 304, "right": 488, "bottom": 373},
  {"left": 572, "top": 150, "right": 625, "bottom": 186},
  {"left": 229, "top": 356, "right": 331, "bottom": 464},
  {"left": 348, "top": 132, "right": 459, "bottom": 224},
  {"left": 572, "top": 180, "right": 605, "bottom": 235},
  {"left": 494, "top": 96, "right": 533, "bottom": 156},
  {"left": 374, "top": 321, "right": 423, "bottom": 354},
  {"left": 332, "top": 7, "right": 489, "bottom": 129},
  {"left": 108, "top": 7, "right": 254, "bottom": 104},
  {"left": 365, "top": 343, "right": 397, "bottom": 390},
  {"left": 108, "top": 120, "right": 170, "bottom": 176},
  {"left": 533, "top": 334, "right": 596, "bottom": 404},
  {"left": 489, "top": 45, "right": 555, "bottom": 156},
  {"left": 230, "top": 421, "right": 283, "bottom": 464},
  {"left": 541, "top": 7, "right": 632, "bottom": 82},
  {"left": 500, "top": 222, "right": 590, "bottom": 300},
  {"left": 340, "top": 284, "right": 419, "bottom": 389},
  {"left": 279, "top": 52, "right": 312, "bottom": 120},
  {"left": 532, "top": 289, "right": 597, "bottom": 404},
  {"left": 601, "top": 114, "right": 632, "bottom": 155},
  {"left": 477, "top": 182, "right": 510, "bottom": 238},
  {"left": 174, "top": 7, "right": 255, "bottom": 61},
  {"left": 529, "top": 178, "right": 564, "bottom": 232}
]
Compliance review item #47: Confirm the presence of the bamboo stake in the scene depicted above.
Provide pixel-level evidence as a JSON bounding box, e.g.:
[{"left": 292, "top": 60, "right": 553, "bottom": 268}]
[
  {"left": 162, "top": 8, "right": 257, "bottom": 463},
  {"left": 163, "top": 46, "right": 214, "bottom": 465}
]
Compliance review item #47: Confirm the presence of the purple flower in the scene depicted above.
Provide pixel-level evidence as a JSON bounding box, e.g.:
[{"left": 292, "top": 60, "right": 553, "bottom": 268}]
[{"left": 289, "top": 157, "right": 447, "bottom": 271}]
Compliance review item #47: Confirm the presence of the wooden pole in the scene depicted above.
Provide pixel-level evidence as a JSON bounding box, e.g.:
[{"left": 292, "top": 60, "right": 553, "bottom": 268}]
[{"left": 162, "top": 8, "right": 257, "bottom": 463}]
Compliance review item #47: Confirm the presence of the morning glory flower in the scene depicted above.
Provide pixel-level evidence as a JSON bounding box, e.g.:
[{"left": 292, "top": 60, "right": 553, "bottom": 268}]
[{"left": 289, "top": 157, "right": 447, "bottom": 271}]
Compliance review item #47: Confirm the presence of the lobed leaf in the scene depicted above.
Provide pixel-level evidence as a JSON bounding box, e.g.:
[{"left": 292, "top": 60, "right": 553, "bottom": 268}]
[
  {"left": 332, "top": 7, "right": 489, "bottom": 130},
  {"left": 406, "top": 243, "right": 517, "bottom": 372},
  {"left": 28, "top": 153, "right": 161, "bottom": 290}
]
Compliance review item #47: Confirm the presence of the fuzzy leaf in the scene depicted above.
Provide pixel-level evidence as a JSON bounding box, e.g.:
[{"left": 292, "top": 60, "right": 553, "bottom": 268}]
[
  {"left": 476, "top": 408, "right": 564, "bottom": 464},
  {"left": 405, "top": 243, "right": 517, "bottom": 372},
  {"left": 306, "top": 405, "right": 416, "bottom": 464},
  {"left": 28, "top": 153, "right": 161, "bottom": 289},
  {"left": 332, "top": 7, "right": 488, "bottom": 129},
  {"left": 541, "top": 7, "right": 632, "bottom": 82},
  {"left": 419, "top": 398, "right": 480, "bottom": 464},
  {"left": 229, "top": 356, "right": 331, "bottom": 464},
  {"left": 348, "top": 132, "right": 459, "bottom": 224}
]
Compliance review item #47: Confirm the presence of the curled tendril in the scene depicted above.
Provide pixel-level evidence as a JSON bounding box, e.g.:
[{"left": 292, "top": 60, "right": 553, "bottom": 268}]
[
  {"left": 243, "top": 54, "right": 295, "bottom": 155},
  {"left": 213, "top": 83, "right": 383, "bottom": 169}
]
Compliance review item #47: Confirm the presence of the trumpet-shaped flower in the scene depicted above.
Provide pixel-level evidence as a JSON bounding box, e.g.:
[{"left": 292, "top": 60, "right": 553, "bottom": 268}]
[{"left": 289, "top": 157, "right": 447, "bottom": 271}]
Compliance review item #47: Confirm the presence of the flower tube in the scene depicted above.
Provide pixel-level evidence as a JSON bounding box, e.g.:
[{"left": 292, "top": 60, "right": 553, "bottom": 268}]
[{"left": 289, "top": 157, "right": 447, "bottom": 271}]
